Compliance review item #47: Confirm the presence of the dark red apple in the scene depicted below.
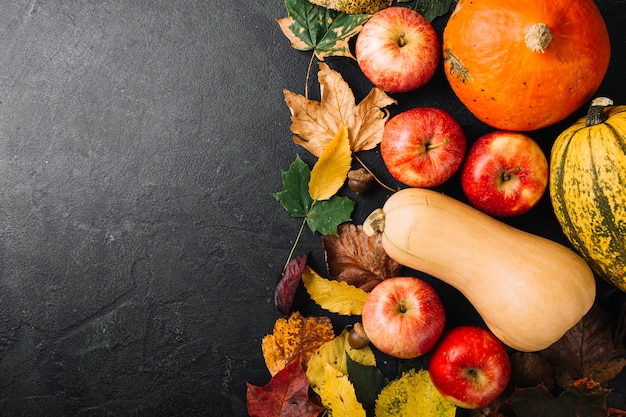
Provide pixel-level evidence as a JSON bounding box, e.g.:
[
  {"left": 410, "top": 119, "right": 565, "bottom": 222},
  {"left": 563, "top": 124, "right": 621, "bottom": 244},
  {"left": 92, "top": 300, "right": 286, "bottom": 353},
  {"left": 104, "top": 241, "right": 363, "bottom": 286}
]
[{"left": 429, "top": 326, "right": 511, "bottom": 409}]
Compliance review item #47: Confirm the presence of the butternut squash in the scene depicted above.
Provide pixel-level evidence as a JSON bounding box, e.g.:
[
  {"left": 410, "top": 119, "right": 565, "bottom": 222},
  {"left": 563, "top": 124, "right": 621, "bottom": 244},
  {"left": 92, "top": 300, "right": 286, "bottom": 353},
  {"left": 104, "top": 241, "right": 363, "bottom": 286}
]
[{"left": 364, "top": 188, "right": 596, "bottom": 352}]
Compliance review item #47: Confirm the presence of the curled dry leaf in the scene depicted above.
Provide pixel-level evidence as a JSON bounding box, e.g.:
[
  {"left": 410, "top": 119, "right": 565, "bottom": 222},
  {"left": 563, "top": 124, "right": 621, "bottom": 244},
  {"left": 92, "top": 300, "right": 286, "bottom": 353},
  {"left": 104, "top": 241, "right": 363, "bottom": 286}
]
[
  {"left": 262, "top": 311, "right": 335, "bottom": 376},
  {"left": 284, "top": 62, "right": 397, "bottom": 157},
  {"left": 275, "top": 253, "right": 309, "bottom": 316},
  {"left": 323, "top": 223, "right": 402, "bottom": 291}
]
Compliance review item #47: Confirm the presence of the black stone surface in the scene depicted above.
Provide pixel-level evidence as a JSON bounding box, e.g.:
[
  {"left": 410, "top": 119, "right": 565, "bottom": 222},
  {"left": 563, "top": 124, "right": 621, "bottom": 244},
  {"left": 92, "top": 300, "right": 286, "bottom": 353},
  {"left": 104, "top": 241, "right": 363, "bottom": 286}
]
[{"left": 0, "top": 1, "right": 624, "bottom": 416}]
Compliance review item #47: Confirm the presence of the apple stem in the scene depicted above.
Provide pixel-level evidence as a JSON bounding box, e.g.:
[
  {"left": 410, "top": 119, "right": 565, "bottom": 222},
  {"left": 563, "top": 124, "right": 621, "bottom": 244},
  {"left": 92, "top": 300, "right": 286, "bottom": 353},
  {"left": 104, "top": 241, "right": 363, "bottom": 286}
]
[
  {"left": 502, "top": 166, "right": 521, "bottom": 181},
  {"left": 398, "top": 300, "right": 407, "bottom": 314},
  {"left": 398, "top": 32, "right": 406, "bottom": 47},
  {"left": 426, "top": 138, "right": 450, "bottom": 151}
]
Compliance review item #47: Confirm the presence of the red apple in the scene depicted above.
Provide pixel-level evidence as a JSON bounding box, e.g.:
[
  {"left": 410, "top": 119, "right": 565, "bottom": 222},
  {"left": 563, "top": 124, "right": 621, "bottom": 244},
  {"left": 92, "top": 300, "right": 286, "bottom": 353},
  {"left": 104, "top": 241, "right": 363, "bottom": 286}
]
[
  {"left": 429, "top": 326, "right": 511, "bottom": 409},
  {"left": 355, "top": 6, "right": 439, "bottom": 93},
  {"left": 361, "top": 277, "right": 445, "bottom": 359},
  {"left": 461, "top": 131, "right": 548, "bottom": 217},
  {"left": 381, "top": 107, "right": 466, "bottom": 188}
]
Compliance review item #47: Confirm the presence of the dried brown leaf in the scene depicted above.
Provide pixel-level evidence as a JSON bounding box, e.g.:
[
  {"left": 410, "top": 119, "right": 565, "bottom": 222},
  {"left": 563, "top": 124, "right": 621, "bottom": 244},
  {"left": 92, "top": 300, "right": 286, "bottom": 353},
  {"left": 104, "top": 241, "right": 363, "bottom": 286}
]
[
  {"left": 284, "top": 63, "right": 396, "bottom": 157},
  {"left": 540, "top": 303, "right": 626, "bottom": 389},
  {"left": 322, "top": 223, "right": 402, "bottom": 291},
  {"left": 509, "top": 351, "right": 554, "bottom": 390}
]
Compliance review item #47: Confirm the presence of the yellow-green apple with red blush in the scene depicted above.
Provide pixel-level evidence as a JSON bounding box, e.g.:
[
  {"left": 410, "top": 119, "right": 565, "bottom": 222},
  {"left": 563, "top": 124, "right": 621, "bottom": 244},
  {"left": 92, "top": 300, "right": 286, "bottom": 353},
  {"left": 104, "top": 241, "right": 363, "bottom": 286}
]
[
  {"left": 361, "top": 277, "right": 445, "bottom": 359},
  {"left": 381, "top": 107, "right": 467, "bottom": 188},
  {"left": 429, "top": 326, "right": 511, "bottom": 409},
  {"left": 355, "top": 6, "right": 439, "bottom": 93},
  {"left": 461, "top": 131, "right": 548, "bottom": 217}
]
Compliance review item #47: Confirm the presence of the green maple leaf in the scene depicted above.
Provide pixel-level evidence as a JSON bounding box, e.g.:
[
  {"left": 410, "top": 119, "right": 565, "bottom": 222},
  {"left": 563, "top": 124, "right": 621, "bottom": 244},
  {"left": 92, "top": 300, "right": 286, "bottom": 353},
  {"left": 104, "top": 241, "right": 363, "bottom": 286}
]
[
  {"left": 276, "top": 0, "right": 370, "bottom": 60},
  {"left": 307, "top": 197, "right": 354, "bottom": 235},
  {"left": 272, "top": 155, "right": 313, "bottom": 217},
  {"left": 272, "top": 155, "right": 354, "bottom": 236}
]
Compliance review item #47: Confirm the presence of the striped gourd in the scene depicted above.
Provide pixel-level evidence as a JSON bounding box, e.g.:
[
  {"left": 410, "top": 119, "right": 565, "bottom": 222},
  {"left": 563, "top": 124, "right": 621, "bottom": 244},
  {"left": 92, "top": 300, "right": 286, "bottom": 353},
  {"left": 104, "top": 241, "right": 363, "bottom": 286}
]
[{"left": 549, "top": 97, "right": 626, "bottom": 291}]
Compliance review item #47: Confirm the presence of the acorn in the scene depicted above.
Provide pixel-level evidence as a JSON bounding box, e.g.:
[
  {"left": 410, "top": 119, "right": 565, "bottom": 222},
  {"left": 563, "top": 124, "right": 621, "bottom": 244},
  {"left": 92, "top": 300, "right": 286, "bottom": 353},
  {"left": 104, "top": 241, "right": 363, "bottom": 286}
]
[
  {"left": 348, "top": 322, "right": 370, "bottom": 350},
  {"left": 348, "top": 168, "right": 374, "bottom": 195}
]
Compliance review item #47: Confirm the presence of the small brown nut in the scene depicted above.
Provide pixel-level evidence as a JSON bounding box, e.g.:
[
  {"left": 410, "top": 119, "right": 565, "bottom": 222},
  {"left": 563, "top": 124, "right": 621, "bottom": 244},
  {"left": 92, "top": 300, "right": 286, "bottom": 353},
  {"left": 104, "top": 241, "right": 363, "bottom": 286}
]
[
  {"left": 348, "top": 322, "right": 370, "bottom": 349},
  {"left": 348, "top": 168, "right": 374, "bottom": 195}
]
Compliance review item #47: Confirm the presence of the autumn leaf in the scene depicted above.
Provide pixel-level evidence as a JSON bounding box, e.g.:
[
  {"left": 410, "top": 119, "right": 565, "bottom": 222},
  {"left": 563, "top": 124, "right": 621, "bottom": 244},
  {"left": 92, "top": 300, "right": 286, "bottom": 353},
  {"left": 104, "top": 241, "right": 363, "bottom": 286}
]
[
  {"left": 318, "top": 364, "right": 367, "bottom": 417},
  {"left": 375, "top": 369, "right": 457, "bottom": 417},
  {"left": 302, "top": 265, "right": 368, "bottom": 315},
  {"left": 509, "top": 351, "right": 555, "bottom": 390},
  {"left": 507, "top": 378, "right": 626, "bottom": 417},
  {"left": 284, "top": 62, "right": 396, "bottom": 157},
  {"left": 262, "top": 311, "right": 335, "bottom": 376},
  {"left": 276, "top": 0, "right": 370, "bottom": 60},
  {"left": 323, "top": 223, "right": 402, "bottom": 291},
  {"left": 308, "top": 0, "right": 392, "bottom": 14},
  {"left": 307, "top": 329, "right": 376, "bottom": 396},
  {"left": 247, "top": 354, "right": 325, "bottom": 417},
  {"left": 273, "top": 155, "right": 313, "bottom": 218},
  {"left": 307, "top": 197, "right": 355, "bottom": 235},
  {"left": 275, "top": 253, "right": 309, "bottom": 316},
  {"left": 539, "top": 304, "right": 626, "bottom": 389},
  {"left": 346, "top": 354, "right": 390, "bottom": 415},
  {"left": 272, "top": 155, "right": 355, "bottom": 236},
  {"left": 309, "top": 125, "right": 351, "bottom": 201},
  {"left": 411, "top": 0, "right": 454, "bottom": 22}
]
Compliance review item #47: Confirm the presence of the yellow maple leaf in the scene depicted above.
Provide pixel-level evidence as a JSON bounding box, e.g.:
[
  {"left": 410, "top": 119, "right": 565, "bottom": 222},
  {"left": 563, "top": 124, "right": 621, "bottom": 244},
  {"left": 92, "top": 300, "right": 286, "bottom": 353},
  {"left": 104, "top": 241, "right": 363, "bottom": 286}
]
[
  {"left": 309, "top": 125, "right": 352, "bottom": 201},
  {"left": 284, "top": 62, "right": 397, "bottom": 157},
  {"left": 261, "top": 311, "right": 335, "bottom": 376},
  {"left": 375, "top": 369, "right": 457, "bottom": 417},
  {"left": 319, "top": 363, "right": 367, "bottom": 417},
  {"left": 302, "top": 265, "right": 368, "bottom": 315},
  {"left": 307, "top": 329, "right": 376, "bottom": 395},
  {"left": 309, "top": 0, "right": 392, "bottom": 14}
]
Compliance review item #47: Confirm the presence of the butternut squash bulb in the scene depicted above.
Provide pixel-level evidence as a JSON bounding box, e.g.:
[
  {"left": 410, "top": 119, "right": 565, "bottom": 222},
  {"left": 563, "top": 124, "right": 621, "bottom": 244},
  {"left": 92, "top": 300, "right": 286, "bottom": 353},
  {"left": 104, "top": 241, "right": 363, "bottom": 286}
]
[
  {"left": 550, "top": 97, "right": 626, "bottom": 292},
  {"left": 364, "top": 188, "right": 596, "bottom": 352},
  {"left": 442, "top": 0, "right": 610, "bottom": 131}
]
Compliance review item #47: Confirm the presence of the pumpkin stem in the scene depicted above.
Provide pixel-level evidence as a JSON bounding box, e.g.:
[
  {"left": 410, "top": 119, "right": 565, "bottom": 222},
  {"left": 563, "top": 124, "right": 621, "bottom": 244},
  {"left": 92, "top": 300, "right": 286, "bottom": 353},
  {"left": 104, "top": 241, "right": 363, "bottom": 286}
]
[
  {"left": 586, "top": 97, "right": 614, "bottom": 127},
  {"left": 524, "top": 23, "right": 553, "bottom": 53}
]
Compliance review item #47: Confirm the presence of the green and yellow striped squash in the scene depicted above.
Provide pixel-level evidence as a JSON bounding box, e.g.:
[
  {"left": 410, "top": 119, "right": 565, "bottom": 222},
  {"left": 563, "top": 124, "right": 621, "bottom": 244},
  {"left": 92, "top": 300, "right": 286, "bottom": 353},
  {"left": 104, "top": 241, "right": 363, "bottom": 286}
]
[{"left": 550, "top": 97, "right": 626, "bottom": 291}]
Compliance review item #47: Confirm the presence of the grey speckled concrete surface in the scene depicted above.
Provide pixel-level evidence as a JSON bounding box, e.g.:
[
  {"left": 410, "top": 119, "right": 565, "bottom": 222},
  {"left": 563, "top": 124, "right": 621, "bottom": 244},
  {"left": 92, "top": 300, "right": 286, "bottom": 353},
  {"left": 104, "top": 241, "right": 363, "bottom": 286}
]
[{"left": 0, "top": 1, "right": 624, "bottom": 416}]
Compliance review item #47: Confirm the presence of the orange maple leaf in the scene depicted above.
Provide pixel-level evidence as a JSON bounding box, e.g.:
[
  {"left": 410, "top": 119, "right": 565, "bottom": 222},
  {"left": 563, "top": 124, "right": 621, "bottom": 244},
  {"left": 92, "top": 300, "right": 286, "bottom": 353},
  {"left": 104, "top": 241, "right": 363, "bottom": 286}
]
[
  {"left": 284, "top": 62, "right": 397, "bottom": 157},
  {"left": 262, "top": 311, "right": 335, "bottom": 376}
]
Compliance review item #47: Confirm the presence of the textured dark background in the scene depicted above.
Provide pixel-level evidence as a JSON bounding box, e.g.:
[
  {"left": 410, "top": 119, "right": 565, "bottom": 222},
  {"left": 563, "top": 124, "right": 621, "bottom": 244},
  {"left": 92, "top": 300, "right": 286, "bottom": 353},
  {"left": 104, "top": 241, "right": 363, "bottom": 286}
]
[{"left": 0, "top": 1, "right": 624, "bottom": 416}]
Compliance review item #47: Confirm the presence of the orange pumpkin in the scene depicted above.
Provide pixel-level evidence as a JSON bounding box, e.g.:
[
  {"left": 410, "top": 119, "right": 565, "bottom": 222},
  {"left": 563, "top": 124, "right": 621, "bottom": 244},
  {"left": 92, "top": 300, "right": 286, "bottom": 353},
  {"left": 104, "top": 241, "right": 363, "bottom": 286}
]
[{"left": 442, "top": 0, "right": 611, "bottom": 131}]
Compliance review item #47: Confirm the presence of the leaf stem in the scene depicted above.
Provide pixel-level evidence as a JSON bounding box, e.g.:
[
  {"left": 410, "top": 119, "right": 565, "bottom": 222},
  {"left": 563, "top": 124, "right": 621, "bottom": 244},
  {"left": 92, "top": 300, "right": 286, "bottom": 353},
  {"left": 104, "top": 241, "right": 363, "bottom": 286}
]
[
  {"left": 305, "top": 52, "right": 316, "bottom": 99},
  {"left": 282, "top": 215, "right": 309, "bottom": 273},
  {"left": 353, "top": 153, "right": 399, "bottom": 193}
]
